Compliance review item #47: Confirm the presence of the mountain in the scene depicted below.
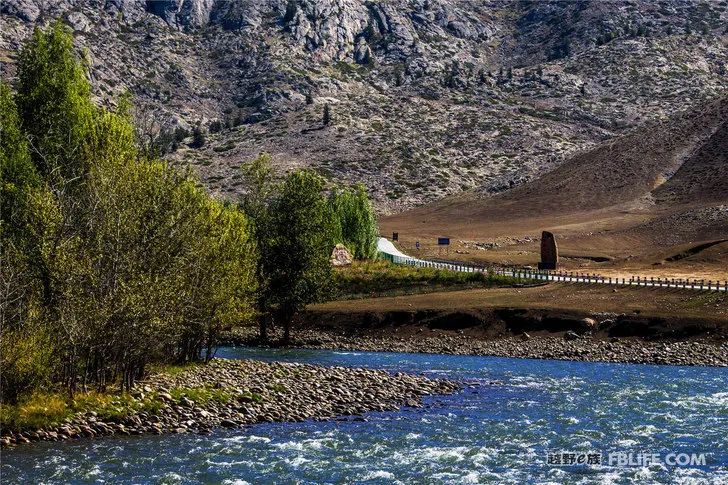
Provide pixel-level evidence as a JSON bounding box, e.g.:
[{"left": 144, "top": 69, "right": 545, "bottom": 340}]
[
  {"left": 2, "top": 0, "right": 728, "bottom": 211},
  {"left": 381, "top": 97, "right": 728, "bottom": 278}
]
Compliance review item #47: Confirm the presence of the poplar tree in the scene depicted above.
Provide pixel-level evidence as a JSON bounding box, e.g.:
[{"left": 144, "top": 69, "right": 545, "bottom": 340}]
[
  {"left": 16, "top": 20, "right": 97, "bottom": 184},
  {"left": 329, "top": 184, "right": 378, "bottom": 259}
]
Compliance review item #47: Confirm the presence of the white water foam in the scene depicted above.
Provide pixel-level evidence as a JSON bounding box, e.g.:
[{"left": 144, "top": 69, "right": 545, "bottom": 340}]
[
  {"left": 285, "top": 456, "right": 312, "bottom": 468},
  {"left": 223, "top": 435, "right": 271, "bottom": 444},
  {"left": 273, "top": 438, "right": 326, "bottom": 451},
  {"left": 360, "top": 470, "right": 397, "bottom": 481}
]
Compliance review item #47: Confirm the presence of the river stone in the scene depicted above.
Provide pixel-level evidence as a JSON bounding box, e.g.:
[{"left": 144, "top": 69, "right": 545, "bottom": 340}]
[
  {"left": 2, "top": 356, "right": 463, "bottom": 448},
  {"left": 565, "top": 331, "right": 580, "bottom": 341}
]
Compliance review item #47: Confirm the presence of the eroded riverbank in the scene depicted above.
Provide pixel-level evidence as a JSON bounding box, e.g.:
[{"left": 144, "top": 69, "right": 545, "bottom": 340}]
[
  {"left": 227, "top": 324, "right": 728, "bottom": 367},
  {"left": 256, "top": 296, "right": 728, "bottom": 366},
  {"left": 0, "top": 358, "right": 458, "bottom": 448}
]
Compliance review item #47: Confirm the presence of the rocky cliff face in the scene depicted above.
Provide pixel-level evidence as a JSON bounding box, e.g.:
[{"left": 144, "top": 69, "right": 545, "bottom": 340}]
[{"left": 2, "top": 0, "right": 727, "bottom": 212}]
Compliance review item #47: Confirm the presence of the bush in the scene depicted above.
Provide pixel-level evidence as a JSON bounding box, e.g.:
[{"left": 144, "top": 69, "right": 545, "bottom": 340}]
[
  {"left": 334, "top": 260, "right": 519, "bottom": 298},
  {"left": 208, "top": 119, "right": 224, "bottom": 133},
  {"left": 190, "top": 124, "right": 206, "bottom": 148},
  {"left": 0, "top": 326, "right": 55, "bottom": 405}
]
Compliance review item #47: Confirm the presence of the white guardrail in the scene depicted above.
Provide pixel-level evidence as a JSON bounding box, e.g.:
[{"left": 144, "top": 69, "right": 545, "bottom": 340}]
[{"left": 376, "top": 238, "right": 728, "bottom": 293}]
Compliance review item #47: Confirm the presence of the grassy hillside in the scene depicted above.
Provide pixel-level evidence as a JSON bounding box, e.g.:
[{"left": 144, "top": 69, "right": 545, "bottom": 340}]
[{"left": 381, "top": 98, "right": 728, "bottom": 279}]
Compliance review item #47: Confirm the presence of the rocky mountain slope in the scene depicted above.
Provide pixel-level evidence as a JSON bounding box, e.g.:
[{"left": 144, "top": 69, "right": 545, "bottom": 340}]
[
  {"left": 2, "top": 0, "right": 728, "bottom": 211},
  {"left": 381, "top": 97, "right": 728, "bottom": 278}
]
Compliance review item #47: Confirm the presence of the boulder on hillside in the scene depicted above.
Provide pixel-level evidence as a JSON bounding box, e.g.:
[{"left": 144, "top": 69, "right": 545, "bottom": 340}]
[
  {"left": 67, "top": 12, "right": 91, "bottom": 32},
  {"left": 330, "top": 244, "right": 353, "bottom": 266}
]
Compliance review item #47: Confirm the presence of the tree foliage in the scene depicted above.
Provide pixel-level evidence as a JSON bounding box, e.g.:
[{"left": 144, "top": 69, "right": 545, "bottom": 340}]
[
  {"left": 1, "top": 22, "right": 256, "bottom": 403},
  {"left": 240, "top": 154, "right": 276, "bottom": 341},
  {"left": 0, "top": 82, "right": 40, "bottom": 236},
  {"left": 266, "top": 170, "right": 337, "bottom": 341},
  {"left": 240, "top": 158, "right": 379, "bottom": 342},
  {"left": 329, "top": 184, "right": 378, "bottom": 260},
  {"left": 240, "top": 160, "right": 341, "bottom": 342},
  {"left": 16, "top": 20, "right": 96, "bottom": 184}
]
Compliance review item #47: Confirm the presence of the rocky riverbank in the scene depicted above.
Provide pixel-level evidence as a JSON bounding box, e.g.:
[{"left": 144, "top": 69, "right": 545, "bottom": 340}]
[
  {"left": 227, "top": 327, "right": 728, "bottom": 367},
  {"left": 0, "top": 359, "right": 459, "bottom": 448}
]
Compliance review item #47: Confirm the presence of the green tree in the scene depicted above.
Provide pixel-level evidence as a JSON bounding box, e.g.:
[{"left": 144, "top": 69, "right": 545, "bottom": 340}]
[
  {"left": 12, "top": 22, "right": 100, "bottom": 324},
  {"left": 1, "top": 76, "right": 66, "bottom": 325},
  {"left": 77, "top": 111, "right": 256, "bottom": 388},
  {"left": 283, "top": 0, "right": 297, "bottom": 24},
  {"left": 240, "top": 159, "right": 378, "bottom": 342},
  {"left": 266, "top": 170, "right": 336, "bottom": 342},
  {"left": 173, "top": 195, "right": 257, "bottom": 363},
  {"left": 0, "top": 82, "right": 57, "bottom": 403},
  {"left": 16, "top": 20, "right": 97, "bottom": 185},
  {"left": 240, "top": 154, "right": 277, "bottom": 342},
  {"left": 329, "top": 184, "right": 378, "bottom": 259},
  {"left": 1, "top": 22, "right": 258, "bottom": 401},
  {"left": 0, "top": 81, "right": 40, "bottom": 233}
]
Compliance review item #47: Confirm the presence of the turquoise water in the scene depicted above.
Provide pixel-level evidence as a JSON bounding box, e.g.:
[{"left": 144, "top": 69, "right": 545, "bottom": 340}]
[{"left": 2, "top": 347, "right": 727, "bottom": 484}]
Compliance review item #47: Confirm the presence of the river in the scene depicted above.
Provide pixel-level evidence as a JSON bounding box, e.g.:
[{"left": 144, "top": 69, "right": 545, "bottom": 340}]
[{"left": 2, "top": 347, "right": 727, "bottom": 484}]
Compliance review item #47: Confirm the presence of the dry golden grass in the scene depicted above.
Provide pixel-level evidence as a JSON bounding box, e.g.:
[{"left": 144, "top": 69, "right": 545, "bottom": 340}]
[
  {"left": 312, "top": 283, "right": 728, "bottom": 321},
  {"left": 380, "top": 99, "right": 728, "bottom": 280}
]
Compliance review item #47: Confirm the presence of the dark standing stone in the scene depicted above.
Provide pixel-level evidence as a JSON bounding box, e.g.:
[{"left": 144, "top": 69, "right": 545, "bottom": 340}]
[{"left": 538, "top": 231, "right": 558, "bottom": 270}]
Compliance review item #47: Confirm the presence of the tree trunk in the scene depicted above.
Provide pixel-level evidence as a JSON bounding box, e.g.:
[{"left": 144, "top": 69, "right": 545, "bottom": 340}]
[
  {"left": 283, "top": 319, "right": 290, "bottom": 344},
  {"left": 280, "top": 306, "right": 294, "bottom": 345},
  {"left": 37, "top": 259, "right": 55, "bottom": 309},
  {"left": 259, "top": 313, "right": 268, "bottom": 343}
]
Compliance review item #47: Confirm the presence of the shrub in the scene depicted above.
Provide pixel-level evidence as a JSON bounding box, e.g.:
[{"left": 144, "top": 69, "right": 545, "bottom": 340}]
[
  {"left": 0, "top": 392, "right": 70, "bottom": 431},
  {"left": 0, "top": 326, "right": 55, "bottom": 404},
  {"left": 323, "top": 103, "right": 331, "bottom": 125},
  {"left": 190, "top": 123, "right": 206, "bottom": 148}
]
